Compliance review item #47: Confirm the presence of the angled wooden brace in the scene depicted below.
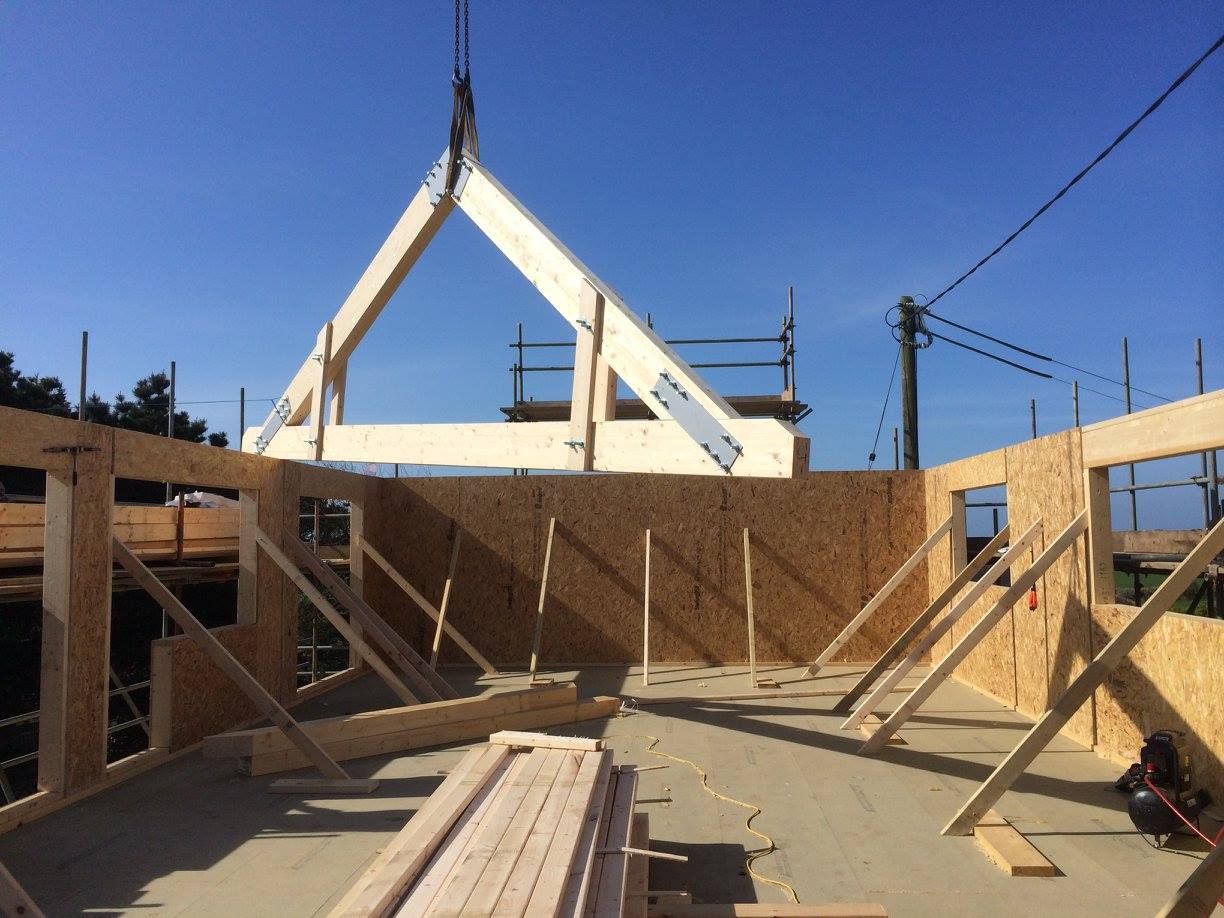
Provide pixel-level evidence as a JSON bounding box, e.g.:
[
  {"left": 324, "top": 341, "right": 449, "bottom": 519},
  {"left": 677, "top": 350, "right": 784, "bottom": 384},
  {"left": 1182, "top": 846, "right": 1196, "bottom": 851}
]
[
  {"left": 806, "top": 515, "right": 952, "bottom": 677},
  {"left": 943, "top": 514, "right": 1224, "bottom": 836},
  {"left": 842, "top": 518, "right": 1044, "bottom": 730},
  {"left": 833, "top": 526, "right": 1011, "bottom": 714},
  {"left": 252, "top": 526, "right": 426, "bottom": 706},
  {"left": 859, "top": 510, "right": 1087, "bottom": 754},
  {"left": 1156, "top": 840, "right": 1224, "bottom": 918},
  {"left": 453, "top": 158, "right": 807, "bottom": 476},
  {"left": 358, "top": 535, "right": 498, "bottom": 676},
  {"left": 429, "top": 530, "right": 463, "bottom": 668},
  {"left": 251, "top": 173, "right": 456, "bottom": 452},
  {"left": 0, "top": 859, "right": 45, "bottom": 918},
  {"left": 285, "top": 535, "right": 457, "bottom": 700},
  {"left": 111, "top": 537, "right": 353, "bottom": 782}
]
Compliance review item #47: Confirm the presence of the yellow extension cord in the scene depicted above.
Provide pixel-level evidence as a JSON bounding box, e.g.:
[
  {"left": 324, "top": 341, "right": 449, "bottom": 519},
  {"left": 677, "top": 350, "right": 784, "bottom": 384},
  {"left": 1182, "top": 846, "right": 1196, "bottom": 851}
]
[{"left": 605, "top": 723, "right": 801, "bottom": 905}]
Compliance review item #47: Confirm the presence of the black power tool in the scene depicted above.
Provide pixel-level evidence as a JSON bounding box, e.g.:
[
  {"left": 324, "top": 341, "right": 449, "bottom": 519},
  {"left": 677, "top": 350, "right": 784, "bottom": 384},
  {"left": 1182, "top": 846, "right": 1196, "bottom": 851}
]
[{"left": 1115, "top": 731, "right": 1211, "bottom": 839}]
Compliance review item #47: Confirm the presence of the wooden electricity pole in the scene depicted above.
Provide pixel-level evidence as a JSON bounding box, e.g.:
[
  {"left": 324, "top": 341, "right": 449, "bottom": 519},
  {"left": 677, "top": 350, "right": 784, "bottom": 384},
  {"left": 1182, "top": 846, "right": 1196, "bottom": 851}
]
[{"left": 898, "top": 296, "right": 920, "bottom": 469}]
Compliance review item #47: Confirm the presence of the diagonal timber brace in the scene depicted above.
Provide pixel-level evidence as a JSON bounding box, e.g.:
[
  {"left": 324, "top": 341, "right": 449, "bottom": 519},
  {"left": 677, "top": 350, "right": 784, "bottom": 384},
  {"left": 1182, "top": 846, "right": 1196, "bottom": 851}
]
[{"left": 248, "top": 153, "right": 808, "bottom": 477}]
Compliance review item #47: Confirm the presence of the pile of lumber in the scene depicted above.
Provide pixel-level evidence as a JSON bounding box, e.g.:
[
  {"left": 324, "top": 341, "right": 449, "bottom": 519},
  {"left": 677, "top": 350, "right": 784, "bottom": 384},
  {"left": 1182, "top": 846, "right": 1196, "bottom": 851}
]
[
  {"left": 328, "top": 733, "right": 640, "bottom": 917},
  {"left": 203, "top": 683, "right": 618, "bottom": 776}
]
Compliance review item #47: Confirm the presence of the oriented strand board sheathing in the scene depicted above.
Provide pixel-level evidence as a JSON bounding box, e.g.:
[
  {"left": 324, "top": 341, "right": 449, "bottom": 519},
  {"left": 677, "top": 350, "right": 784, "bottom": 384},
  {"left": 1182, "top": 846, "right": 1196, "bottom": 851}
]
[
  {"left": 1091, "top": 605, "right": 1224, "bottom": 801},
  {"left": 944, "top": 584, "right": 1016, "bottom": 709},
  {"left": 363, "top": 472, "right": 928, "bottom": 665},
  {"left": 1005, "top": 430, "right": 1093, "bottom": 744},
  {"left": 149, "top": 624, "right": 261, "bottom": 750}
]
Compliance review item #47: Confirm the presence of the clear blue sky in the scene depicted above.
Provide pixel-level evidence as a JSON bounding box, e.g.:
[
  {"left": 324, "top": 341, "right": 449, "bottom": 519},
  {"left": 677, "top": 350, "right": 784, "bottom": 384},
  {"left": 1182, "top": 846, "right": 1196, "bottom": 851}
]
[{"left": 2, "top": 2, "right": 1220, "bottom": 523}]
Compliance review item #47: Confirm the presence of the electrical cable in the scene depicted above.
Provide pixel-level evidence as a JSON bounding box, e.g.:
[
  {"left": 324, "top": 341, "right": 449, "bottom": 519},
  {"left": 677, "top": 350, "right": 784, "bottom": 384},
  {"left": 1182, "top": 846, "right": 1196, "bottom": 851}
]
[
  {"left": 931, "top": 329, "right": 1158, "bottom": 409},
  {"left": 1142, "top": 775, "right": 1224, "bottom": 907},
  {"left": 866, "top": 343, "right": 902, "bottom": 469},
  {"left": 925, "top": 311, "right": 1175, "bottom": 403},
  {"left": 929, "top": 331, "right": 1053, "bottom": 380},
  {"left": 1143, "top": 776, "right": 1216, "bottom": 849},
  {"left": 923, "top": 31, "right": 1224, "bottom": 312},
  {"left": 607, "top": 730, "right": 801, "bottom": 904}
]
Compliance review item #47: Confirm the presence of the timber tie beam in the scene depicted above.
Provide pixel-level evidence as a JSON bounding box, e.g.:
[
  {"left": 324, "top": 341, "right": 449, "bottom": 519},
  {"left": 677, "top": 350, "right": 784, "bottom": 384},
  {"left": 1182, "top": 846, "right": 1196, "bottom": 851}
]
[{"left": 245, "top": 155, "right": 809, "bottom": 477}]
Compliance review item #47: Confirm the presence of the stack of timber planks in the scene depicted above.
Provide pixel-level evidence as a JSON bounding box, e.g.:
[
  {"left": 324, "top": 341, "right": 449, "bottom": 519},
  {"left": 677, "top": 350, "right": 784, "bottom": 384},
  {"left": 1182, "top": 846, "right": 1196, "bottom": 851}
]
[
  {"left": 203, "top": 684, "right": 619, "bottom": 776},
  {"left": 329, "top": 735, "right": 639, "bottom": 917}
]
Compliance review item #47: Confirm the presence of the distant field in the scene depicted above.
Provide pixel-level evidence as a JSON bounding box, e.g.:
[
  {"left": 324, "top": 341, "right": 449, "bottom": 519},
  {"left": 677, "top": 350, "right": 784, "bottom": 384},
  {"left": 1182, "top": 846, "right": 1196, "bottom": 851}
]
[{"left": 1113, "top": 571, "right": 1209, "bottom": 615}]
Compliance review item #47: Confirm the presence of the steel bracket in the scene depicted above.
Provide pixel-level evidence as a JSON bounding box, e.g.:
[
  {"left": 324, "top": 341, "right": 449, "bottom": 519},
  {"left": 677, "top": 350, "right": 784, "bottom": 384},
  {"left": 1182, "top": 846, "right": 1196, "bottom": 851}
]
[{"left": 651, "top": 371, "right": 742, "bottom": 473}]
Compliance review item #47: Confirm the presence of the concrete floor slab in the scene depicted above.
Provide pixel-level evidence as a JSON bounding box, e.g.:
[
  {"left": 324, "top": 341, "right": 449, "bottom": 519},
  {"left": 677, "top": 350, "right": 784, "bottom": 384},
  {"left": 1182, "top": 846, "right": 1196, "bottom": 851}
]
[{"left": 0, "top": 663, "right": 1213, "bottom": 916}]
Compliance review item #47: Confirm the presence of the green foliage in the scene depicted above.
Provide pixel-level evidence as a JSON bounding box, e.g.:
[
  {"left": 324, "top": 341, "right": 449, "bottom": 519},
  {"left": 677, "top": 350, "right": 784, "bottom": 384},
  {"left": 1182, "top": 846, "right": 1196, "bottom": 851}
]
[
  {"left": 1, "top": 352, "right": 228, "bottom": 445},
  {"left": 0, "top": 351, "right": 73, "bottom": 417}
]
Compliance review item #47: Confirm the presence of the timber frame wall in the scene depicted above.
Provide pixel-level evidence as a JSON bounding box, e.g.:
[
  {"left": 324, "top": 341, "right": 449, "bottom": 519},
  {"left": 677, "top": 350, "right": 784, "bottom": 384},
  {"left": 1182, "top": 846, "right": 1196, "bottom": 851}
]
[
  {"left": 1, "top": 388, "right": 1222, "bottom": 832},
  {"left": 0, "top": 405, "right": 374, "bottom": 832},
  {"left": 923, "top": 390, "right": 1224, "bottom": 797}
]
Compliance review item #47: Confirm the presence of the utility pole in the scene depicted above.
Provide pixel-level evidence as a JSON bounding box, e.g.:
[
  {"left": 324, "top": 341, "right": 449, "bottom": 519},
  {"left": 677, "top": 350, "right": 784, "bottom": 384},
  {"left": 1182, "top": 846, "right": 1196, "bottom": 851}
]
[
  {"left": 1196, "top": 339, "right": 1220, "bottom": 524},
  {"left": 78, "top": 331, "right": 89, "bottom": 422},
  {"left": 1030, "top": 399, "right": 1037, "bottom": 439},
  {"left": 238, "top": 387, "right": 245, "bottom": 451},
  {"left": 892, "top": 427, "right": 899, "bottom": 471},
  {"left": 898, "top": 296, "right": 919, "bottom": 469},
  {"left": 165, "top": 361, "right": 176, "bottom": 503},
  {"left": 1072, "top": 381, "right": 1080, "bottom": 427}
]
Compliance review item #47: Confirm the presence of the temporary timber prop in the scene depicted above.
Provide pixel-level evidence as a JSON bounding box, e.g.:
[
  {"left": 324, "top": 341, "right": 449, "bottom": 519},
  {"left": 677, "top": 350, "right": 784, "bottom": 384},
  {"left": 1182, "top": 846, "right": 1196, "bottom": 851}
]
[
  {"left": 859, "top": 511, "right": 1088, "bottom": 754},
  {"left": 1156, "top": 840, "right": 1224, "bottom": 918},
  {"left": 806, "top": 514, "right": 952, "bottom": 677},
  {"left": 529, "top": 517, "right": 557, "bottom": 684},
  {"left": 245, "top": 154, "right": 809, "bottom": 477},
  {"left": 842, "top": 519, "right": 1044, "bottom": 731},
  {"left": 833, "top": 526, "right": 1011, "bottom": 714},
  {"left": 252, "top": 525, "right": 447, "bottom": 706},
  {"left": 358, "top": 535, "right": 498, "bottom": 676},
  {"left": 943, "top": 514, "right": 1224, "bottom": 835},
  {"left": 284, "top": 530, "right": 458, "bottom": 700},
  {"left": 111, "top": 537, "right": 369, "bottom": 790},
  {"left": 429, "top": 530, "right": 463, "bottom": 668},
  {"left": 203, "top": 683, "right": 618, "bottom": 776},
  {"left": 642, "top": 528, "right": 652, "bottom": 687},
  {"left": 0, "top": 858, "right": 46, "bottom": 918}
]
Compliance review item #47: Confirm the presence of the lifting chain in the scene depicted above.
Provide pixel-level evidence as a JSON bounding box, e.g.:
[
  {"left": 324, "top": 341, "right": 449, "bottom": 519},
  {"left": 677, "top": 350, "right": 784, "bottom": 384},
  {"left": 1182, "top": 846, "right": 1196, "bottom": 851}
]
[{"left": 446, "top": 0, "right": 478, "bottom": 193}]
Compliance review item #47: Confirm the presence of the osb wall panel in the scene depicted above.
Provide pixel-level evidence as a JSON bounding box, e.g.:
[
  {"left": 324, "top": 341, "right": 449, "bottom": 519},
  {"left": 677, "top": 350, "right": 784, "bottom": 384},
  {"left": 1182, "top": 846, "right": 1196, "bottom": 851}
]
[
  {"left": 363, "top": 472, "right": 928, "bottom": 666},
  {"left": 1004, "top": 430, "right": 1093, "bottom": 745},
  {"left": 1092, "top": 606, "right": 1224, "bottom": 801},
  {"left": 150, "top": 624, "right": 260, "bottom": 750},
  {"left": 944, "top": 584, "right": 1016, "bottom": 709}
]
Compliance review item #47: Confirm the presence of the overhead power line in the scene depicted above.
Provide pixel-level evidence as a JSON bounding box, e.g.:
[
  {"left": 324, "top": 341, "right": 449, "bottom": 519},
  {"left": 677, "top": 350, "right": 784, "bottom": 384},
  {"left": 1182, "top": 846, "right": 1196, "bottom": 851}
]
[
  {"left": 866, "top": 343, "right": 902, "bottom": 469},
  {"left": 931, "top": 327, "right": 1162, "bottom": 410},
  {"left": 925, "top": 310, "right": 1174, "bottom": 403},
  {"left": 929, "top": 331, "right": 1052, "bottom": 380},
  {"left": 924, "top": 31, "right": 1224, "bottom": 311}
]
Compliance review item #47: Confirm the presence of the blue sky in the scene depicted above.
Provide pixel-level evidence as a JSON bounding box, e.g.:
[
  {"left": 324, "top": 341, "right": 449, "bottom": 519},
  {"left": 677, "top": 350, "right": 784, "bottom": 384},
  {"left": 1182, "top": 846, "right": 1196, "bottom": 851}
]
[{"left": 1, "top": 2, "right": 1220, "bottom": 524}]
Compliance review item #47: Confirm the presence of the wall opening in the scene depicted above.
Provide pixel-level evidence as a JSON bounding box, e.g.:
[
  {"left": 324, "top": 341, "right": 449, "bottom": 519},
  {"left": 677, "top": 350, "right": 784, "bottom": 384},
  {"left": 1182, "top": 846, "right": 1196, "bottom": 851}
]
[
  {"left": 1106, "top": 454, "right": 1220, "bottom": 616},
  {"left": 296, "top": 496, "right": 353, "bottom": 687},
  {"left": 962, "top": 483, "right": 1010, "bottom": 585}
]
